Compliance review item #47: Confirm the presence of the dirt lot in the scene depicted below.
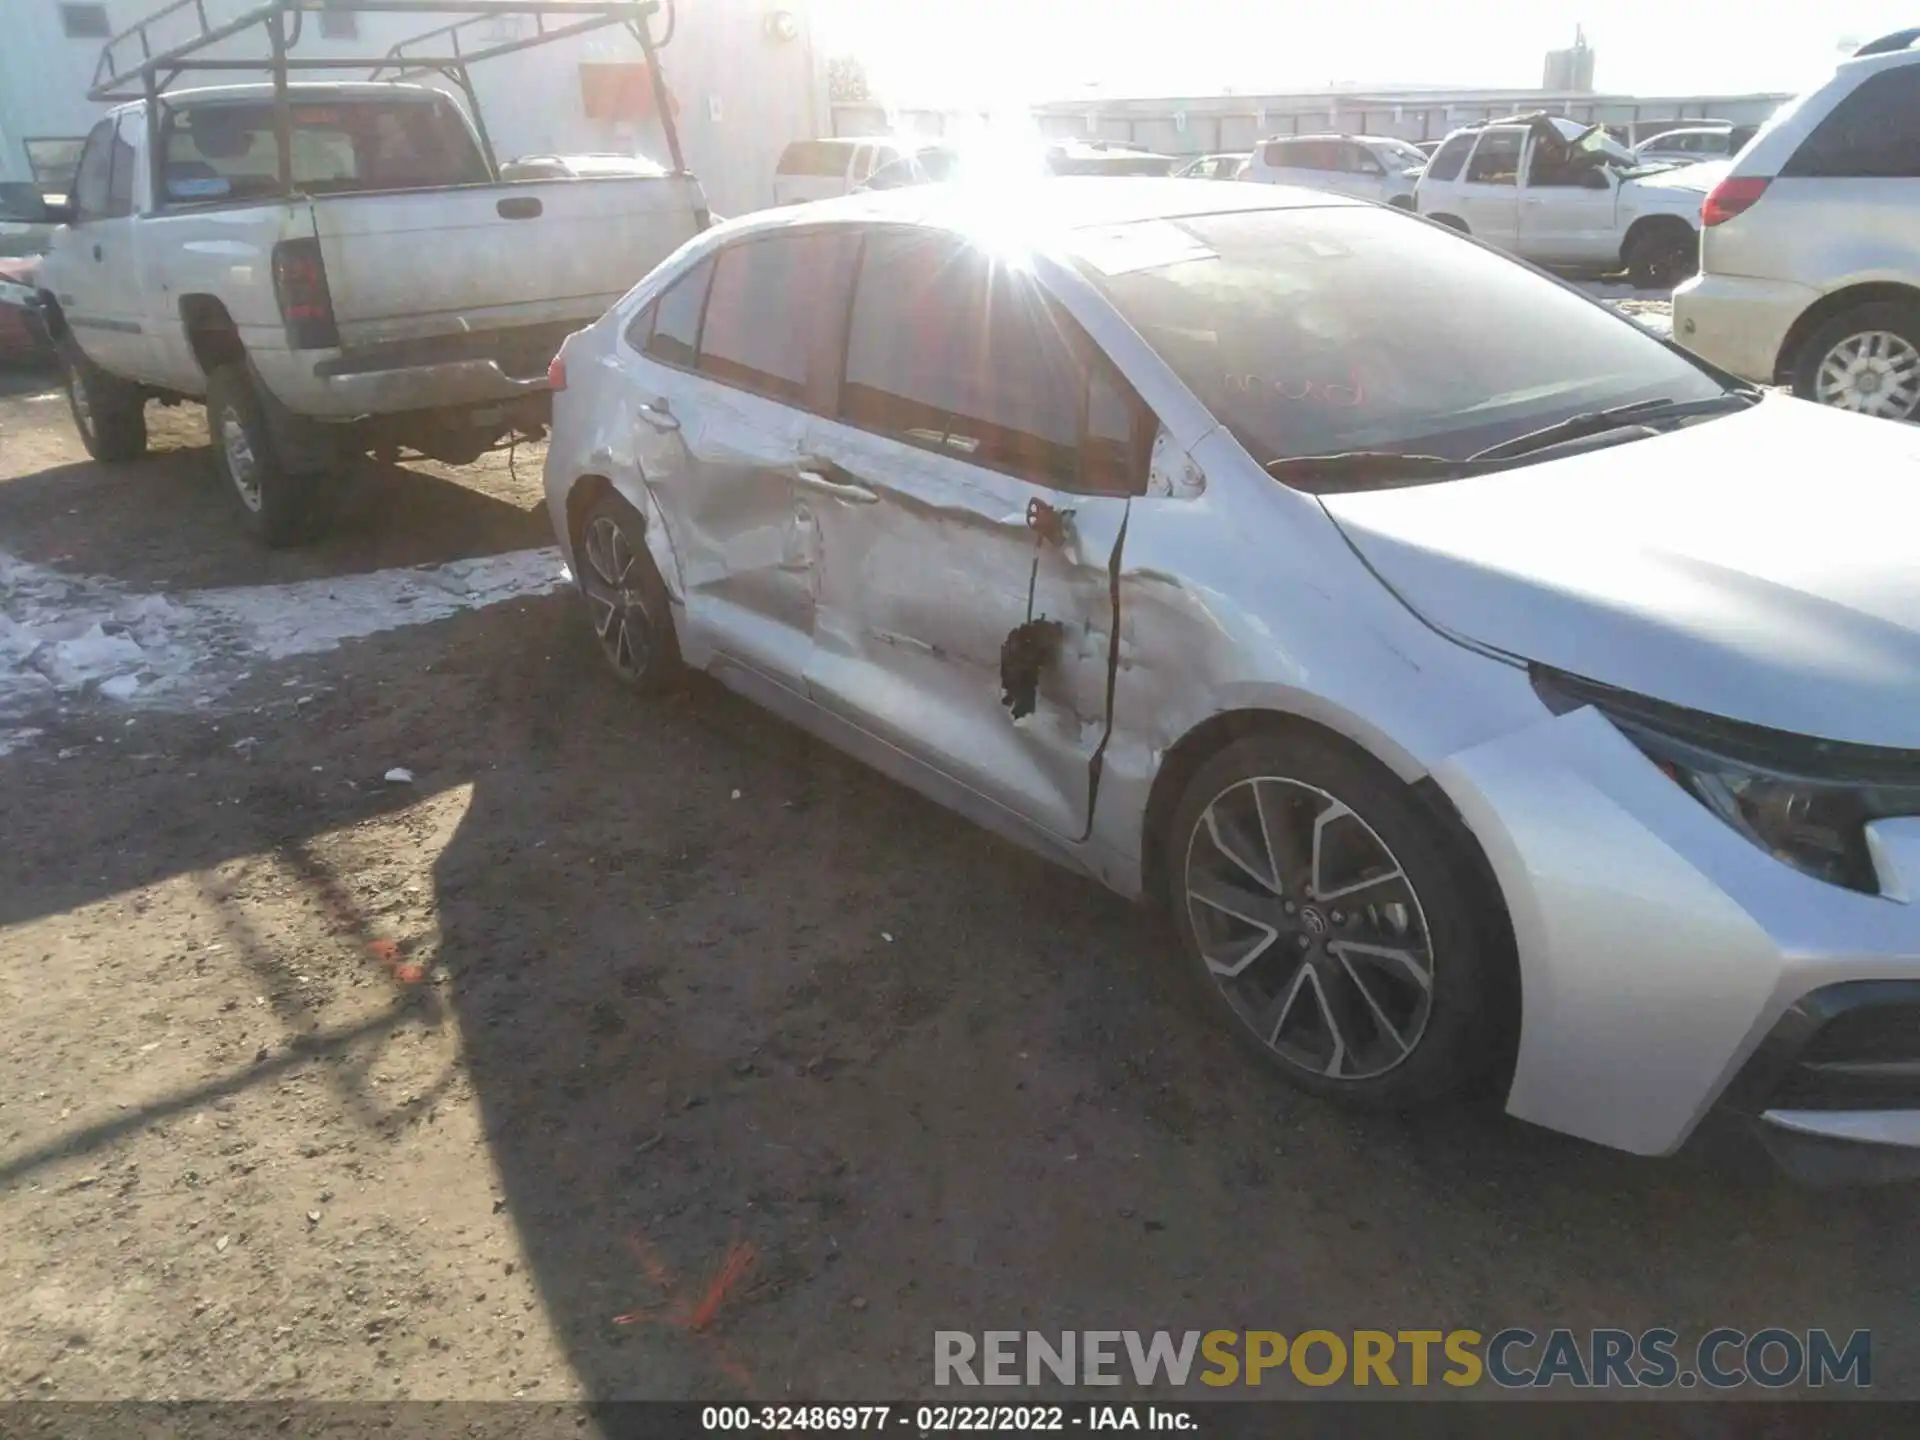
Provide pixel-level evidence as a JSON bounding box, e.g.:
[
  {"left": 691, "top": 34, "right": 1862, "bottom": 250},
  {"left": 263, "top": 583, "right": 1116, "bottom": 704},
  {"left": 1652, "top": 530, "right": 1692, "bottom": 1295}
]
[{"left": 1, "top": 340, "right": 1915, "bottom": 1407}]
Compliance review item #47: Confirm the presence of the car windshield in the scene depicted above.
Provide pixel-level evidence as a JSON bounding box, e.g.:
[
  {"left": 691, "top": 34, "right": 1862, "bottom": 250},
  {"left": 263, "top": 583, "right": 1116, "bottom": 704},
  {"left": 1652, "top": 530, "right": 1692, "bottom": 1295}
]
[{"left": 1076, "top": 206, "right": 1730, "bottom": 482}]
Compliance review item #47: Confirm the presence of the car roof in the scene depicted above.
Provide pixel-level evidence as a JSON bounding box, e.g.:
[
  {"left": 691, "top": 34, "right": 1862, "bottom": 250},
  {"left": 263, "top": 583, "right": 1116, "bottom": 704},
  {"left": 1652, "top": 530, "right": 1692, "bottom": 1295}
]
[{"left": 718, "top": 177, "right": 1359, "bottom": 245}]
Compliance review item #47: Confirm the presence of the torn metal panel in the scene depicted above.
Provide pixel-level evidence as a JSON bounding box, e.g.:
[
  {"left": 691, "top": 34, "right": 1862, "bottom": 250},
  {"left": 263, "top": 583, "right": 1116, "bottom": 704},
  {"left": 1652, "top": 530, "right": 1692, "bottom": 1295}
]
[
  {"left": 798, "top": 415, "right": 1130, "bottom": 843},
  {"left": 631, "top": 376, "right": 818, "bottom": 686}
]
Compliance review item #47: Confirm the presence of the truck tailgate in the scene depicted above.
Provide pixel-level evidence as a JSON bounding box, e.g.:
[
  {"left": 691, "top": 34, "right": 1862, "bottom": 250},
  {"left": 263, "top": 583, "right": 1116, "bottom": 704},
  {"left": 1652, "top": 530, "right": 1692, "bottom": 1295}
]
[{"left": 311, "top": 175, "right": 703, "bottom": 349}]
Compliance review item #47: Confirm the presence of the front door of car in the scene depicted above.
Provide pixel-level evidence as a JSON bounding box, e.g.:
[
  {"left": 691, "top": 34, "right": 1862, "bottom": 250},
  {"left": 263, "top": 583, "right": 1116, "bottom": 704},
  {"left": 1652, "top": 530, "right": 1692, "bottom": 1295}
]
[
  {"left": 1519, "top": 141, "right": 1620, "bottom": 265},
  {"left": 619, "top": 230, "right": 862, "bottom": 692},
  {"left": 798, "top": 228, "right": 1151, "bottom": 842},
  {"left": 1455, "top": 125, "right": 1525, "bottom": 249}
]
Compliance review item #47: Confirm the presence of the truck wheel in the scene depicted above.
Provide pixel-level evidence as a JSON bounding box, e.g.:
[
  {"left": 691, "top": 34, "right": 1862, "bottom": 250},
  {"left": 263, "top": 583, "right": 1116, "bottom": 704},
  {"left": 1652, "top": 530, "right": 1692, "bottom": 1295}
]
[
  {"left": 65, "top": 357, "right": 148, "bottom": 462},
  {"left": 1626, "top": 222, "right": 1697, "bottom": 290},
  {"left": 1791, "top": 302, "right": 1920, "bottom": 423},
  {"left": 206, "top": 364, "right": 327, "bottom": 548}
]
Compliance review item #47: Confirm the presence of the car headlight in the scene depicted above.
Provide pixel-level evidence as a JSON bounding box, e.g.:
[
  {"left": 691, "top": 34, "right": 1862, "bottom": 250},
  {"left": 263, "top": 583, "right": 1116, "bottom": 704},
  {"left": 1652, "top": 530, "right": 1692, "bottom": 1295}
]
[{"left": 1532, "top": 668, "right": 1920, "bottom": 895}]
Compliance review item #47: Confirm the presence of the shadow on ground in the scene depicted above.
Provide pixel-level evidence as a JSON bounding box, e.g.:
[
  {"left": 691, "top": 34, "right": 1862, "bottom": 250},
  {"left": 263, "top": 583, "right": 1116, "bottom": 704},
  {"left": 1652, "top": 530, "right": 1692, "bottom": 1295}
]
[
  {"left": 2, "top": 589, "right": 1912, "bottom": 1399},
  {"left": 1, "top": 395, "right": 550, "bottom": 591}
]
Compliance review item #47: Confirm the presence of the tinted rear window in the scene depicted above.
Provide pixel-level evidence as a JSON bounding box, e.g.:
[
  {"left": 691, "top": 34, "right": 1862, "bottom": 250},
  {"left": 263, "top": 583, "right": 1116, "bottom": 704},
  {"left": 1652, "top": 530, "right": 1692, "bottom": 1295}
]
[
  {"left": 777, "top": 141, "right": 851, "bottom": 176},
  {"left": 161, "top": 97, "right": 489, "bottom": 203},
  {"left": 1783, "top": 66, "right": 1920, "bottom": 178}
]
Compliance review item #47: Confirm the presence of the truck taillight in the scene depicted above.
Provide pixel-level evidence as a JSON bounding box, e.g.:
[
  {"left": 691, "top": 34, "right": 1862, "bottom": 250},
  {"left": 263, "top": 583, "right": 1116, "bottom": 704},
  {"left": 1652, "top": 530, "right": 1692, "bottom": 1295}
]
[
  {"left": 271, "top": 238, "right": 339, "bottom": 349},
  {"left": 1702, "top": 175, "right": 1771, "bottom": 227}
]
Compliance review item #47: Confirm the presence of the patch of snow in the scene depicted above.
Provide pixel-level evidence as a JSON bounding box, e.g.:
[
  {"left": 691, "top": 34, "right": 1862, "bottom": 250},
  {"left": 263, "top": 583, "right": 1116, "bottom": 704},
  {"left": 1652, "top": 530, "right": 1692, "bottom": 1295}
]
[{"left": 0, "top": 546, "right": 568, "bottom": 738}]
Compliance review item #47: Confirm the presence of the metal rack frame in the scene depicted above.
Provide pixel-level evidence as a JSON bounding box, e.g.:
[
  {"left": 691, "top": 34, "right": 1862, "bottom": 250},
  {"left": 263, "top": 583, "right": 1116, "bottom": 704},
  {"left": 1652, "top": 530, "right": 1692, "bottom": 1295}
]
[{"left": 90, "top": 2, "right": 685, "bottom": 190}]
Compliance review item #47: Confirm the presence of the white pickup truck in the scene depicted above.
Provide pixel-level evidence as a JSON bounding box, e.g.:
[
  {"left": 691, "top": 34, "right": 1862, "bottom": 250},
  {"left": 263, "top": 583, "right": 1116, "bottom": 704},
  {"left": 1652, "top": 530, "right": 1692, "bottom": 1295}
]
[
  {"left": 1413, "top": 114, "right": 1721, "bottom": 289},
  {"left": 37, "top": 76, "right": 706, "bottom": 545}
]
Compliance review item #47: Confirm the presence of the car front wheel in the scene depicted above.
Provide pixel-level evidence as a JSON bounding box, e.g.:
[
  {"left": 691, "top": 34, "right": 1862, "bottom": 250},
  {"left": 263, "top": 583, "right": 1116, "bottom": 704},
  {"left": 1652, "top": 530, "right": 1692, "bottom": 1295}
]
[
  {"left": 1792, "top": 302, "right": 1920, "bottom": 422},
  {"left": 65, "top": 356, "right": 148, "bottom": 462},
  {"left": 1164, "top": 731, "right": 1510, "bottom": 1107}
]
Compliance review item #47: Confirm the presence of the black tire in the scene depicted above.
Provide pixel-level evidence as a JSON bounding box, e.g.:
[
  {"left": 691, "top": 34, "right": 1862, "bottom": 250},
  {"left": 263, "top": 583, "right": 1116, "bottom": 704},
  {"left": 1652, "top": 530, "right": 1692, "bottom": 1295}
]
[
  {"left": 575, "top": 489, "right": 682, "bottom": 693},
  {"left": 205, "top": 363, "right": 328, "bottom": 548},
  {"left": 1626, "top": 222, "right": 1697, "bottom": 290},
  {"left": 1163, "top": 730, "right": 1512, "bottom": 1108},
  {"left": 64, "top": 355, "right": 148, "bottom": 462},
  {"left": 1790, "top": 301, "right": 1920, "bottom": 422}
]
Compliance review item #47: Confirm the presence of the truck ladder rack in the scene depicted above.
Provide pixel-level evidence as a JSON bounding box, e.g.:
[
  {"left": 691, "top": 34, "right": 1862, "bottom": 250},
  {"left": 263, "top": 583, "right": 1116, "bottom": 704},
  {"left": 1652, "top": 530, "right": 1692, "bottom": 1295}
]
[{"left": 89, "top": 2, "right": 684, "bottom": 180}]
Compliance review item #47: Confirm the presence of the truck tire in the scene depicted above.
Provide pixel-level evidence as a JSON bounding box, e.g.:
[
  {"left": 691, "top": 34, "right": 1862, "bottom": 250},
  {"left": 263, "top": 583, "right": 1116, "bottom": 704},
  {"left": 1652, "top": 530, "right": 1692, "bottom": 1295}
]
[
  {"left": 1626, "top": 221, "right": 1697, "bottom": 290},
  {"left": 206, "top": 363, "right": 328, "bottom": 548},
  {"left": 64, "top": 355, "right": 148, "bottom": 462}
]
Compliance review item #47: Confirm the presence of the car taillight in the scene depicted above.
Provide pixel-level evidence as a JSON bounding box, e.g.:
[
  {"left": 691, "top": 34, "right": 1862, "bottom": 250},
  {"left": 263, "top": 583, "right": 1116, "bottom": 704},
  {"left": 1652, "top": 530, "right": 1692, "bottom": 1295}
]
[
  {"left": 270, "top": 238, "right": 339, "bottom": 349},
  {"left": 1702, "top": 175, "right": 1771, "bottom": 227},
  {"left": 547, "top": 350, "right": 567, "bottom": 392}
]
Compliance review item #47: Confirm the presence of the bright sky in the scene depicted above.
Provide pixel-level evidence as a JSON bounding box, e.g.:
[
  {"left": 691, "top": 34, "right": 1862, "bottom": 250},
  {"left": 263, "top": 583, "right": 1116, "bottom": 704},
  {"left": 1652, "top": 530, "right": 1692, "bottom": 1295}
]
[{"left": 814, "top": 0, "right": 1913, "bottom": 107}]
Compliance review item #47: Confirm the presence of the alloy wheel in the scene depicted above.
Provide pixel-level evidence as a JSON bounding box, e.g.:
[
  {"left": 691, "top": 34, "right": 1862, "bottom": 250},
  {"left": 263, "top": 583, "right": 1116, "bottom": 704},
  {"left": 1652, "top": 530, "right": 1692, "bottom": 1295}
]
[
  {"left": 580, "top": 514, "right": 651, "bottom": 681},
  {"left": 1814, "top": 330, "right": 1920, "bottom": 420},
  {"left": 220, "top": 407, "right": 264, "bottom": 512},
  {"left": 1183, "top": 775, "right": 1434, "bottom": 1081}
]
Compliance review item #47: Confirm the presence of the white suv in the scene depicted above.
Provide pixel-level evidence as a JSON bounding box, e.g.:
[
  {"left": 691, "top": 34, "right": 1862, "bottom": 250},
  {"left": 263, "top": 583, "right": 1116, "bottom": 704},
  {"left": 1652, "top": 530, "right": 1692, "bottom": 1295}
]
[
  {"left": 1673, "top": 30, "right": 1920, "bottom": 421},
  {"left": 1241, "top": 134, "right": 1428, "bottom": 207}
]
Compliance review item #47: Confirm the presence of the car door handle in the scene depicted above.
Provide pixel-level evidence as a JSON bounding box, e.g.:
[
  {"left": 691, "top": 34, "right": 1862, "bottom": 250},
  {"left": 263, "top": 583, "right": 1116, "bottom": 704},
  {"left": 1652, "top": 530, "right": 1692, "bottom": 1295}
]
[
  {"left": 497, "top": 196, "right": 543, "bottom": 220},
  {"left": 636, "top": 399, "right": 679, "bottom": 431},
  {"left": 92, "top": 244, "right": 103, "bottom": 261},
  {"left": 794, "top": 458, "right": 878, "bottom": 504}
]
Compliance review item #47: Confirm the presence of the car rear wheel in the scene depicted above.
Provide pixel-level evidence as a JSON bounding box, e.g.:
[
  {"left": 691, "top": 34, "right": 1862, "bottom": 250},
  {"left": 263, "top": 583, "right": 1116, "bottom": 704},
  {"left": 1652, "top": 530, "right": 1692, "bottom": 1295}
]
[
  {"left": 1792, "top": 302, "right": 1920, "bottom": 422},
  {"left": 576, "top": 490, "right": 682, "bottom": 692},
  {"left": 65, "top": 356, "right": 147, "bottom": 462},
  {"left": 1164, "top": 731, "right": 1510, "bottom": 1107},
  {"left": 206, "top": 363, "right": 329, "bottom": 548}
]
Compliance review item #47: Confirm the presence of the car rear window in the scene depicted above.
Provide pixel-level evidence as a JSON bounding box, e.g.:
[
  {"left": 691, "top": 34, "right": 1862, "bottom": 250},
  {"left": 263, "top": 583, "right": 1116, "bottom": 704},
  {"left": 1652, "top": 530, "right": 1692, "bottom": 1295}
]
[
  {"left": 777, "top": 141, "right": 851, "bottom": 176},
  {"left": 160, "top": 96, "right": 490, "bottom": 203},
  {"left": 1782, "top": 65, "right": 1920, "bottom": 178}
]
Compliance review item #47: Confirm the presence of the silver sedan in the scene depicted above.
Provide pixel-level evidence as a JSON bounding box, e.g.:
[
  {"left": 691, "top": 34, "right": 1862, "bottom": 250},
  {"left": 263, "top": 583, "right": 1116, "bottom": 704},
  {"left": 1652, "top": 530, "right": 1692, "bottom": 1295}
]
[{"left": 545, "top": 180, "right": 1920, "bottom": 1179}]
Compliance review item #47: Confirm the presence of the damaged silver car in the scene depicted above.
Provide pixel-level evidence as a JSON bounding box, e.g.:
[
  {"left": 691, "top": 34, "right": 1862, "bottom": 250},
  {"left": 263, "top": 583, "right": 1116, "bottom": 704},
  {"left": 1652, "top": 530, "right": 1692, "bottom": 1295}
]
[{"left": 545, "top": 180, "right": 1920, "bottom": 1179}]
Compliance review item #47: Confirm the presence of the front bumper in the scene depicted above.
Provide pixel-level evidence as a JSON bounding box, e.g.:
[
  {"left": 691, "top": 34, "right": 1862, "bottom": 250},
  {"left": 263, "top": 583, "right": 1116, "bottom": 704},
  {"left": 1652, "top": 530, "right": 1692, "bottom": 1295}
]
[
  {"left": 1671, "top": 271, "right": 1820, "bottom": 385},
  {"left": 1431, "top": 706, "right": 1920, "bottom": 1163}
]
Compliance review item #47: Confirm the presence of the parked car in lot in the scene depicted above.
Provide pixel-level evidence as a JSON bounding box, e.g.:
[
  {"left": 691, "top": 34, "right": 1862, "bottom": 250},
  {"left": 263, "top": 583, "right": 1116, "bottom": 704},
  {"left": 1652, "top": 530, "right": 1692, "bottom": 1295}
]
[
  {"left": 498, "top": 152, "right": 669, "bottom": 181},
  {"left": 1416, "top": 113, "right": 1717, "bottom": 286},
  {"left": 1673, "top": 30, "right": 1920, "bottom": 421},
  {"left": 1242, "top": 133, "right": 1427, "bottom": 207},
  {"left": 544, "top": 179, "right": 1920, "bottom": 1179},
  {"left": 1172, "top": 152, "right": 1250, "bottom": 180},
  {"left": 774, "top": 136, "right": 931, "bottom": 205},
  {"left": 858, "top": 139, "right": 1178, "bottom": 191},
  {"left": 1633, "top": 124, "right": 1758, "bottom": 166},
  {"left": 0, "top": 183, "right": 58, "bottom": 363}
]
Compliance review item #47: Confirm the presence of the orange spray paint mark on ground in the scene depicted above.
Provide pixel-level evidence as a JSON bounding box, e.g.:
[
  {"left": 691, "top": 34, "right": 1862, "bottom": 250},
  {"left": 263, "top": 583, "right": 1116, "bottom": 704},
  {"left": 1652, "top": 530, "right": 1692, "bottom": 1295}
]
[{"left": 613, "top": 1233, "right": 761, "bottom": 1396}]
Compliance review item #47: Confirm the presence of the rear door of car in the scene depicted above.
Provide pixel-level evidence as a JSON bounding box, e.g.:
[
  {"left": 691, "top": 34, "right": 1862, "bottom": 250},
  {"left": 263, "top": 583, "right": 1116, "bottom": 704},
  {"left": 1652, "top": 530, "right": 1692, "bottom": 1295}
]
[
  {"left": 798, "top": 226, "right": 1150, "bottom": 843},
  {"left": 618, "top": 229, "right": 863, "bottom": 691},
  {"left": 1453, "top": 125, "right": 1525, "bottom": 247}
]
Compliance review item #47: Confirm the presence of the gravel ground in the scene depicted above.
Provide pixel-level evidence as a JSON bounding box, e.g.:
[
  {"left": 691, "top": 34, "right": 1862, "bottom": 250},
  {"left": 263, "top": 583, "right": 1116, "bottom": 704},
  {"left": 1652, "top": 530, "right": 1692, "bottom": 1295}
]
[{"left": 1, "top": 342, "right": 1911, "bottom": 1407}]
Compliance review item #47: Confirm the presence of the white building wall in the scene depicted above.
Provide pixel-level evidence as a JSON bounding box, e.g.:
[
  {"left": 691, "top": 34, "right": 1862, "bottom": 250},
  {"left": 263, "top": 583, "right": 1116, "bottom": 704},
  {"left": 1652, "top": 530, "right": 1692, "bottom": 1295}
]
[{"left": 1, "top": 2, "right": 826, "bottom": 216}]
